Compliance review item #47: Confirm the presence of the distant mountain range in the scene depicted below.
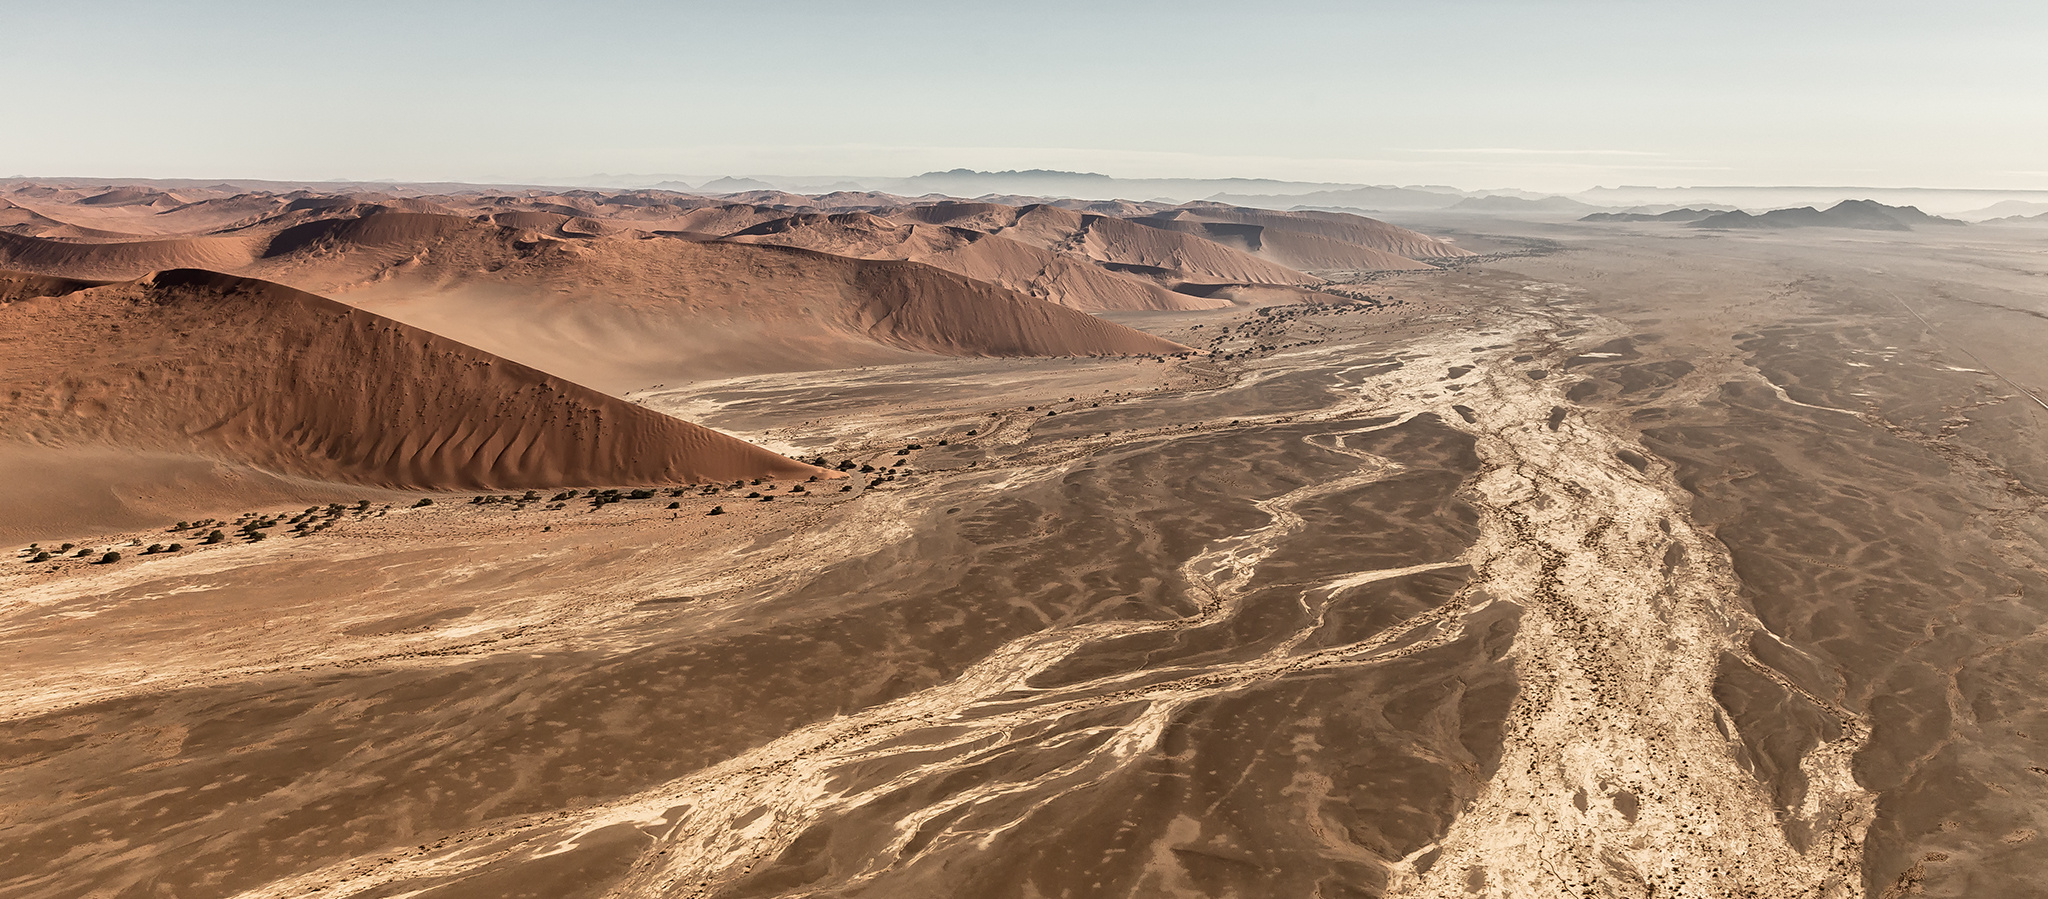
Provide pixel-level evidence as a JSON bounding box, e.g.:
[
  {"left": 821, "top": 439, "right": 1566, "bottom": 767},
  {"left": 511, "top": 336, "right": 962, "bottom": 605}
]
[
  {"left": 1690, "top": 200, "right": 1964, "bottom": 231},
  {"left": 15, "top": 170, "right": 2048, "bottom": 220},
  {"left": 1581, "top": 208, "right": 1723, "bottom": 223}
]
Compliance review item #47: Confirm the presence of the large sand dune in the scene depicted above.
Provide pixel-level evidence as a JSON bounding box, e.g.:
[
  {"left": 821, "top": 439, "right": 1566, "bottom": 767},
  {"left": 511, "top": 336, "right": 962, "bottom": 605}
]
[
  {"left": 723, "top": 212, "right": 1224, "bottom": 312},
  {"left": 897, "top": 203, "right": 1320, "bottom": 287},
  {"left": 0, "top": 206, "right": 1191, "bottom": 389},
  {"left": 326, "top": 231, "right": 1193, "bottom": 390},
  {"left": 0, "top": 269, "right": 816, "bottom": 490},
  {"left": 1137, "top": 205, "right": 1474, "bottom": 262}
]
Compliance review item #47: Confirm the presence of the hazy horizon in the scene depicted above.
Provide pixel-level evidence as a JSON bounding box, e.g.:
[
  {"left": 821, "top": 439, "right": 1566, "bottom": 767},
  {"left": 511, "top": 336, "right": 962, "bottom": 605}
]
[{"left": 10, "top": 1, "right": 2048, "bottom": 192}]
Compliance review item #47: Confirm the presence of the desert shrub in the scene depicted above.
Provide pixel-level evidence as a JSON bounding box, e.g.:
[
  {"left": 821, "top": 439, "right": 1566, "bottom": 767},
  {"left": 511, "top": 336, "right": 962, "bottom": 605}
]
[
  {"left": 60, "top": 543, "right": 74, "bottom": 552},
  {"left": 145, "top": 544, "right": 163, "bottom": 554},
  {"left": 938, "top": 439, "right": 949, "bottom": 446},
  {"left": 203, "top": 530, "right": 225, "bottom": 545},
  {"left": 745, "top": 492, "right": 761, "bottom": 498},
  {"left": 896, "top": 448, "right": 910, "bottom": 456},
  {"left": 859, "top": 464, "right": 874, "bottom": 473},
  {"left": 629, "top": 488, "right": 655, "bottom": 499},
  {"left": 667, "top": 502, "right": 681, "bottom": 509},
  {"left": 413, "top": 498, "right": 434, "bottom": 508},
  {"left": 174, "top": 521, "right": 189, "bottom": 530},
  {"left": 247, "top": 532, "right": 266, "bottom": 542},
  {"left": 30, "top": 551, "right": 49, "bottom": 563},
  {"left": 760, "top": 494, "right": 774, "bottom": 502},
  {"left": 552, "top": 491, "right": 575, "bottom": 502},
  {"left": 74, "top": 549, "right": 91, "bottom": 557},
  {"left": 837, "top": 460, "right": 856, "bottom": 470},
  {"left": 790, "top": 485, "right": 805, "bottom": 493},
  {"left": 707, "top": 506, "right": 725, "bottom": 516},
  {"left": 840, "top": 485, "right": 852, "bottom": 492},
  {"left": 98, "top": 551, "right": 120, "bottom": 564},
  {"left": 166, "top": 544, "right": 183, "bottom": 552}
]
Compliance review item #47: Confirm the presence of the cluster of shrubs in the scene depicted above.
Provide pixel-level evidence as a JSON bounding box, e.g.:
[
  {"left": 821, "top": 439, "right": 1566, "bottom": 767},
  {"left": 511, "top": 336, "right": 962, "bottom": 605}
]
[
  {"left": 21, "top": 539, "right": 183, "bottom": 565},
  {"left": 21, "top": 501, "right": 399, "bottom": 566},
  {"left": 284, "top": 502, "right": 377, "bottom": 537}
]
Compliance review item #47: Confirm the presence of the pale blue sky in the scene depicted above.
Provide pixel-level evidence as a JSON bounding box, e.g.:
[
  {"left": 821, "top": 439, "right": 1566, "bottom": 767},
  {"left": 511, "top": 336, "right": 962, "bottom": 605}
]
[{"left": 8, "top": 0, "right": 2045, "bottom": 190}]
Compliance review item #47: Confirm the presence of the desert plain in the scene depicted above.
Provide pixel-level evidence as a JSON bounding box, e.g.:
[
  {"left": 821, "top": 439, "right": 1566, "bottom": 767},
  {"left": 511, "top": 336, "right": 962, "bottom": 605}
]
[{"left": 1, "top": 184, "right": 2045, "bottom": 899}]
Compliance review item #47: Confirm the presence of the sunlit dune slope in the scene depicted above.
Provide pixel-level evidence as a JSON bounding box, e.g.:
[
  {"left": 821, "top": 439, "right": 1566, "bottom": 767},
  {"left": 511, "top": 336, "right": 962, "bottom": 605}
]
[{"left": 0, "top": 269, "right": 817, "bottom": 489}]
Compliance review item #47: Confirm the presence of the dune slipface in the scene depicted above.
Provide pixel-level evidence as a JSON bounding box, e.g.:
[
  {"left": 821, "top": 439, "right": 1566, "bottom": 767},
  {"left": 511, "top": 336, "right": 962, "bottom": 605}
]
[{"left": 0, "top": 269, "right": 816, "bottom": 488}]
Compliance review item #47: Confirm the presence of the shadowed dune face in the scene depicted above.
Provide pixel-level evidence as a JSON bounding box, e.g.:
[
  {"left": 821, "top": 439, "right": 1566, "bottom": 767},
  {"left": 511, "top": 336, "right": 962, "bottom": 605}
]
[{"left": 0, "top": 269, "right": 816, "bottom": 492}]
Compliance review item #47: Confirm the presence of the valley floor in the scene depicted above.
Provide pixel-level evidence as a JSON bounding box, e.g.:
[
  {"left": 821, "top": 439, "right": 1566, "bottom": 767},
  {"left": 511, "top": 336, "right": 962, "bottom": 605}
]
[{"left": 5, "top": 223, "right": 2047, "bottom": 898}]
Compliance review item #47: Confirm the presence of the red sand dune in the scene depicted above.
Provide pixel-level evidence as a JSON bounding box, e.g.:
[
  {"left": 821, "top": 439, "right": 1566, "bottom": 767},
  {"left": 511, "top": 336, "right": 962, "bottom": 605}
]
[
  {"left": 1131, "top": 216, "right": 1436, "bottom": 272},
  {"left": 1146, "top": 205, "right": 1473, "bottom": 260},
  {"left": 325, "top": 230, "right": 1193, "bottom": 390},
  {"left": 0, "top": 229, "right": 261, "bottom": 279},
  {"left": 894, "top": 203, "right": 1321, "bottom": 287},
  {"left": 0, "top": 269, "right": 817, "bottom": 490},
  {"left": 723, "top": 212, "right": 1225, "bottom": 312}
]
